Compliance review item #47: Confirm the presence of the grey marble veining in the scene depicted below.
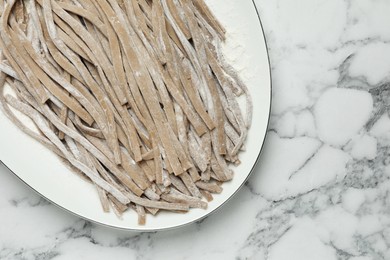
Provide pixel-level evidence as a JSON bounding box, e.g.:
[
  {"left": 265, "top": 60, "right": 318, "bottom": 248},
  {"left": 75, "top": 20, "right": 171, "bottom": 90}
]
[{"left": 1, "top": 0, "right": 390, "bottom": 259}]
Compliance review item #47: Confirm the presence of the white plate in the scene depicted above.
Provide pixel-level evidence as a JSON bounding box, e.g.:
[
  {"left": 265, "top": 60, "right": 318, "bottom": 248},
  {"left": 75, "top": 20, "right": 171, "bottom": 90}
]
[{"left": 0, "top": 0, "right": 271, "bottom": 231}]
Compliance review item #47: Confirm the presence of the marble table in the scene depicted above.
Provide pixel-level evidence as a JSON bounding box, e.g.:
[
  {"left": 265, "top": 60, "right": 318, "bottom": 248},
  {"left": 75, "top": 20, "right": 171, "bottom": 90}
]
[{"left": 1, "top": 0, "right": 389, "bottom": 259}]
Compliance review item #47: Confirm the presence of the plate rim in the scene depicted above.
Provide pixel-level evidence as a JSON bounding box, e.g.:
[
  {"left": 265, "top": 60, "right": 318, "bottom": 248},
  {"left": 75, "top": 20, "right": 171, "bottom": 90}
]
[{"left": 0, "top": 0, "right": 272, "bottom": 232}]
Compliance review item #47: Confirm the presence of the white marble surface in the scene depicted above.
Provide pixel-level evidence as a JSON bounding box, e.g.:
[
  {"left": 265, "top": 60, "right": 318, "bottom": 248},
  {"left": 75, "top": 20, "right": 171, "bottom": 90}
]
[{"left": 1, "top": 0, "right": 390, "bottom": 259}]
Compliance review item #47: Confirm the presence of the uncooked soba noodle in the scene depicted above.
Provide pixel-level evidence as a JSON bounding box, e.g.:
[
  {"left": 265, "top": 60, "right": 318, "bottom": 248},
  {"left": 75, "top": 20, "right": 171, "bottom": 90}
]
[{"left": 0, "top": 0, "right": 252, "bottom": 224}]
